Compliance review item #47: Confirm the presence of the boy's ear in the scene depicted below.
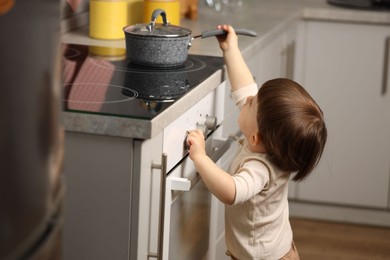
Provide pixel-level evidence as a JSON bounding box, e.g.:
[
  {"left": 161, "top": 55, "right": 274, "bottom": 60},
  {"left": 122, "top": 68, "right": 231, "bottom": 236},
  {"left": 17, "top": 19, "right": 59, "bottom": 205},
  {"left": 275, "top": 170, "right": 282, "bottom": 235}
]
[{"left": 250, "top": 132, "right": 261, "bottom": 146}]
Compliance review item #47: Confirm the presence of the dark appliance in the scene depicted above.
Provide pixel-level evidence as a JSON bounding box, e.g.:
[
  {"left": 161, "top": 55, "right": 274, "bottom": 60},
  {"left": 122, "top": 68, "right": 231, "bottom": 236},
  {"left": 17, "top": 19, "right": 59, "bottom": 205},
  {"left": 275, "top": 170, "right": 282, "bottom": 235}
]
[
  {"left": 0, "top": 1, "right": 64, "bottom": 259},
  {"left": 327, "top": 0, "right": 390, "bottom": 9}
]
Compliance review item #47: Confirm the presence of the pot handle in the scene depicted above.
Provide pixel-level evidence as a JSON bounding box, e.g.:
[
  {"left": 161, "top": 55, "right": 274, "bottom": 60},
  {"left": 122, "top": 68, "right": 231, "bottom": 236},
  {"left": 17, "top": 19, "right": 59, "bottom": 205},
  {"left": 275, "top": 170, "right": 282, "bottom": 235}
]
[
  {"left": 146, "top": 9, "right": 169, "bottom": 31},
  {"left": 196, "top": 28, "right": 258, "bottom": 39}
]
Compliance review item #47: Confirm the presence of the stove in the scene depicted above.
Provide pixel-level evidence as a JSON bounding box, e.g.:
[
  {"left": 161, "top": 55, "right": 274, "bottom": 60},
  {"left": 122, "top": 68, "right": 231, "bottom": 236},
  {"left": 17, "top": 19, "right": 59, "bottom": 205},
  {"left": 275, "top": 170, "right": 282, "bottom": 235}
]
[
  {"left": 62, "top": 44, "right": 235, "bottom": 260},
  {"left": 62, "top": 44, "right": 224, "bottom": 119}
]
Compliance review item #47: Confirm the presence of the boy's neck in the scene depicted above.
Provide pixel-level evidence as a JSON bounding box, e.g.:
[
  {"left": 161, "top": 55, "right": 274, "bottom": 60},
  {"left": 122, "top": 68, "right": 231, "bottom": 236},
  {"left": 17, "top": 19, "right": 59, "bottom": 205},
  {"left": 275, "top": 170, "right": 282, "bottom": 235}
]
[{"left": 247, "top": 140, "right": 267, "bottom": 154}]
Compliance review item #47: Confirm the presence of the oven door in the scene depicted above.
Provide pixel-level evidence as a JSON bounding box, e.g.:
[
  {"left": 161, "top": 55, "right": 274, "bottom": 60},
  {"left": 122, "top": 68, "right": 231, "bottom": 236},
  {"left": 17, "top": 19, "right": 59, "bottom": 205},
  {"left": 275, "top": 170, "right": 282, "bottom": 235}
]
[{"left": 160, "top": 118, "right": 241, "bottom": 260}]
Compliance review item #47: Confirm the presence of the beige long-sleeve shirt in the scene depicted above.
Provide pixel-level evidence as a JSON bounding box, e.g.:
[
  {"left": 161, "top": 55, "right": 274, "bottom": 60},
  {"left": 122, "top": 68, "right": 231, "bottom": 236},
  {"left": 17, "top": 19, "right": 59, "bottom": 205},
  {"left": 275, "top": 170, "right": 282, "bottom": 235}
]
[{"left": 225, "top": 84, "right": 293, "bottom": 259}]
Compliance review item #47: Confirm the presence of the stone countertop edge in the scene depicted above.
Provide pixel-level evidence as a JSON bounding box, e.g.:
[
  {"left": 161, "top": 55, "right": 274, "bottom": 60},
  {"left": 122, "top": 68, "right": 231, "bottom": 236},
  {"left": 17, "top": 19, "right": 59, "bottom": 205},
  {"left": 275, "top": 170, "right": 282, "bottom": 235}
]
[
  {"left": 62, "top": 1, "right": 390, "bottom": 139},
  {"left": 64, "top": 112, "right": 152, "bottom": 139}
]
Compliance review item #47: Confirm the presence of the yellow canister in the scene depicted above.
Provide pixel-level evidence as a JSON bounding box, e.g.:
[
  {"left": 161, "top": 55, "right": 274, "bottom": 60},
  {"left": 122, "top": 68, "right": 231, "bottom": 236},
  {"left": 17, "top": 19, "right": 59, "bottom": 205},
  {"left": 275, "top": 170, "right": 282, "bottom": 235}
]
[
  {"left": 127, "top": 0, "right": 144, "bottom": 25},
  {"left": 89, "top": 46, "right": 126, "bottom": 60},
  {"left": 143, "top": 0, "right": 180, "bottom": 25},
  {"left": 90, "top": 0, "right": 128, "bottom": 40}
]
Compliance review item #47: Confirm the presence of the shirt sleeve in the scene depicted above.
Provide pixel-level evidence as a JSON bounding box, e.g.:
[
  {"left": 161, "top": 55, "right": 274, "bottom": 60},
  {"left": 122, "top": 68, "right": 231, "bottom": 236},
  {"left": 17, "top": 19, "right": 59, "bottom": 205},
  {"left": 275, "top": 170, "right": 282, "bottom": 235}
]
[
  {"left": 231, "top": 159, "right": 270, "bottom": 205},
  {"left": 231, "top": 83, "right": 259, "bottom": 108}
]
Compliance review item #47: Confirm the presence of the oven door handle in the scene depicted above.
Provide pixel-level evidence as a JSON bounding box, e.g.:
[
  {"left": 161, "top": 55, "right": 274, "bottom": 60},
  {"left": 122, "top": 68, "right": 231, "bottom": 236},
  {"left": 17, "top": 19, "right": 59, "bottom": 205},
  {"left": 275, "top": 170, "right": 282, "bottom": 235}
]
[{"left": 170, "top": 134, "right": 238, "bottom": 192}]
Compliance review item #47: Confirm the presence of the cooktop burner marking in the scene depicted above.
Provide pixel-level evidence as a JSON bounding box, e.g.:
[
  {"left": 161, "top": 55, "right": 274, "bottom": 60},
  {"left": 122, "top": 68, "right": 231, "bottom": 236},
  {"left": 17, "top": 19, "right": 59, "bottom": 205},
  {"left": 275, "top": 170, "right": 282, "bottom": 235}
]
[
  {"left": 89, "top": 57, "right": 207, "bottom": 74},
  {"left": 63, "top": 83, "right": 138, "bottom": 104},
  {"left": 63, "top": 47, "right": 82, "bottom": 59},
  {"left": 61, "top": 43, "right": 225, "bottom": 119}
]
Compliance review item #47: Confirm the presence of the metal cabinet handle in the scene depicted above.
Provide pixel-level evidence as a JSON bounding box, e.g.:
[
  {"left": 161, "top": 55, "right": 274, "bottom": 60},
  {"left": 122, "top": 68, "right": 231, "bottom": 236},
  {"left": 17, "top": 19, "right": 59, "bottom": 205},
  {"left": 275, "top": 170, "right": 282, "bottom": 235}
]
[
  {"left": 382, "top": 36, "right": 390, "bottom": 96},
  {"left": 149, "top": 153, "right": 168, "bottom": 260},
  {"left": 170, "top": 134, "right": 237, "bottom": 192},
  {"left": 286, "top": 41, "right": 295, "bottom": 79},
  {"left": 281, "top": 41, "right": 295, "bottom": 79}
]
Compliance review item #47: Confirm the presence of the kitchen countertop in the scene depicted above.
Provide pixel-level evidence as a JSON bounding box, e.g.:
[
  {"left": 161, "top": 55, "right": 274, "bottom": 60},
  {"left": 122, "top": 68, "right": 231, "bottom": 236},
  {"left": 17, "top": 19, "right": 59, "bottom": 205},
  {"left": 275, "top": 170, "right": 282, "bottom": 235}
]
[{"left": 62, "top": 0, "right": 390, "bottom": 139}]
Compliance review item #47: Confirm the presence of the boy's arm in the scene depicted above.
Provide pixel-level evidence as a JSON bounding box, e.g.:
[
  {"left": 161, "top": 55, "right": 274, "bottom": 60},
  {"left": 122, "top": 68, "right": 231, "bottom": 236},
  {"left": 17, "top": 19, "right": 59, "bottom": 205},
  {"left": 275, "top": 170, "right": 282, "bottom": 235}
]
[
  {"left": 193, "top": 154, "right": 236, "bottom": 205},
  {"left": 217, "top": 25, "right": 255, "bottom": 92},
  {"left": 224, "top": 44, "right": 255, "bottom": 92},
  {"left": 186, "top": 129, "right": 236, "bottom": 205}
]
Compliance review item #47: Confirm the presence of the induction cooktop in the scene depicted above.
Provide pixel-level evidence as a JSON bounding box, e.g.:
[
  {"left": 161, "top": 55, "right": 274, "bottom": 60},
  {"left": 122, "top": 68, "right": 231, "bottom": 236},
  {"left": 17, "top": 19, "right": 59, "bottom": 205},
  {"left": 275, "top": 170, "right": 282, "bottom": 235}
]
[{"left": 62, "top": 44, "right": 224, "bottom": 119}]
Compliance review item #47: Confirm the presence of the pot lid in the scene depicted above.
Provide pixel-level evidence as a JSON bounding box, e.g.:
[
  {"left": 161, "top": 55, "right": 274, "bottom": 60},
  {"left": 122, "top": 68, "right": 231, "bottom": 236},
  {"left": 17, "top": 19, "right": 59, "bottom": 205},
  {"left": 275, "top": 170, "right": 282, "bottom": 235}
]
[
  {"left": 123, "top": 9, "right": 191, "bottom": 38},
  {"left": 124, "top": 23, "right": 191, "bottom": 38}
]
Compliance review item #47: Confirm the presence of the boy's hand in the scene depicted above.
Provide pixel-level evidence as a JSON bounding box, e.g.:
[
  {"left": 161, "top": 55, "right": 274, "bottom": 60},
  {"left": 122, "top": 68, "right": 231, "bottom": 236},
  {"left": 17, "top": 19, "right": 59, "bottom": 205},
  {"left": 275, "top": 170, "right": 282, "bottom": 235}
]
[
  {"left": 216, "top": 24, "right": 238, "bottom": 52},
  {"left": 186, "top": 129, "right": 206, "bottom": 161}
]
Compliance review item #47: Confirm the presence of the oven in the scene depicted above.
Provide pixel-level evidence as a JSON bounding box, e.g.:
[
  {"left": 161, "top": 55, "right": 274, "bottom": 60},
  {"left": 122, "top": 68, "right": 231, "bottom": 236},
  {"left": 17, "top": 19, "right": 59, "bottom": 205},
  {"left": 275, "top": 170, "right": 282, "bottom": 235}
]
[
  {"left": 162, "top": 123, "right": 240, "bottom": 260},
  {"left": 131, "top": 79, "right": 240, "bottom": 260},
  {"left": 143, "top": 80, "right": 241, "bottom": 260},
  {"left": 61, "top": 43, "right": 239, "bottom": 260}
]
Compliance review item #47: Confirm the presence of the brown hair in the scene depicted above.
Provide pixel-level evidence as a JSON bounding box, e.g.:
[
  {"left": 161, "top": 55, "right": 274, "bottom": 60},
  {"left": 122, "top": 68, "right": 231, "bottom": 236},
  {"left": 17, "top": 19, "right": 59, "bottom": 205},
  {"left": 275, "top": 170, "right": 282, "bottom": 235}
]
[{"left": 256, "top": 78, "right": 327, "bottom": 181}]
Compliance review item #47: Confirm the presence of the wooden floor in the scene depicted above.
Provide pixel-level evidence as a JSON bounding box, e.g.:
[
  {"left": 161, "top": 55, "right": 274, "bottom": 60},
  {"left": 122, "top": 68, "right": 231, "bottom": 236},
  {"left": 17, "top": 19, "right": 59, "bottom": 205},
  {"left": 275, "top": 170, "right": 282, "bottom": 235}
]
[{"left": 290, "top": 218, "right": 390, "bottom": 260}]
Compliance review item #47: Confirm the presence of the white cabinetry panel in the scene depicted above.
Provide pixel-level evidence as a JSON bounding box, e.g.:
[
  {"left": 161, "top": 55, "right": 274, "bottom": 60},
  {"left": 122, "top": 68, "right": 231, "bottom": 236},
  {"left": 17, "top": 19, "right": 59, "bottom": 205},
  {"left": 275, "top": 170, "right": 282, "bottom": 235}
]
[
  {"left": 63, "top": 133, "right": 134, "bottom": 260},
  {"left": 295, "top": 21, "right": 390, "bottom": 208},
  {"left": 257, "top": 21, "right": 298, "bottom": 84}
]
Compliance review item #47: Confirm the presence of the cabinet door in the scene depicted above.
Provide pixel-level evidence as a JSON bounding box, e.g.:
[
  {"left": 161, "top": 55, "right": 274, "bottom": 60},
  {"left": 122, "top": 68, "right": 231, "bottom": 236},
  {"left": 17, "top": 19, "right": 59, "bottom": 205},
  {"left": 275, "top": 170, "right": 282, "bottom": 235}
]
[
  {"left": 257, "top": 22, "right": 297, "bottom": 84},
  {"left": 295, "top": 21, "right": 390, "bottom": 208},
  {"left": 63, "top": 133, "right": 134, "bottom": 260},
  {"left": 257, "top": 33, "right": 285, "bottom": 84}
]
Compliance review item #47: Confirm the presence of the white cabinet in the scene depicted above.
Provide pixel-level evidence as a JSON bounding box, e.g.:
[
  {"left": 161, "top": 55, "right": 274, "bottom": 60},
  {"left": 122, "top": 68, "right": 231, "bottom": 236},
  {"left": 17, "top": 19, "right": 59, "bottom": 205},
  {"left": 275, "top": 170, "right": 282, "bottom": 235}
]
[
  {"left": 63, "top": 131, "right": 164, "bottom": 260},
  {"left": 294, "top": 21, "right": 390, "bottom": 209},
  {"left": 256, "top": 20, "right": 298, "bottom": 84}
]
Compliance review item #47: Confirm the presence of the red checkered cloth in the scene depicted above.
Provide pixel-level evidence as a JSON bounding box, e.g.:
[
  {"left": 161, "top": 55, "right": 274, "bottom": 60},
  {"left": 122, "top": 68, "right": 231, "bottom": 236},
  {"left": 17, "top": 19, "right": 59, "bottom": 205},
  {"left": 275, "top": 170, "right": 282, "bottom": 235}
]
[
  {"left": 66, "top": 0, "right": 82, "bottom": 12},
  {"left": 63, "top": 45, "right": 114, "bottom": 112}
]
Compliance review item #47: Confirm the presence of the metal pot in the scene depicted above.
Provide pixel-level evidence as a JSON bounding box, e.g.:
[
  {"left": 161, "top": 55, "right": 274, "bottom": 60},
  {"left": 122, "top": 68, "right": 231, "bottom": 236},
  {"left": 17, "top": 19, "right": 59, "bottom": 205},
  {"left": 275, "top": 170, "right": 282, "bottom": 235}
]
[{"left": 123, "top": 9, "right": 257, "bottom": 68}]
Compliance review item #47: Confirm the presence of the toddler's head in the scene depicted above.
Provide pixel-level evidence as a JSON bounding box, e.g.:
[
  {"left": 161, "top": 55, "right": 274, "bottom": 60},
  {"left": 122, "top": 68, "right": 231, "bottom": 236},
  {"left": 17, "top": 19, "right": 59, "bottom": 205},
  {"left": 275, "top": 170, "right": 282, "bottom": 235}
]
[{"left": 257, "top": 78, "right": 327, "bottom": 181}]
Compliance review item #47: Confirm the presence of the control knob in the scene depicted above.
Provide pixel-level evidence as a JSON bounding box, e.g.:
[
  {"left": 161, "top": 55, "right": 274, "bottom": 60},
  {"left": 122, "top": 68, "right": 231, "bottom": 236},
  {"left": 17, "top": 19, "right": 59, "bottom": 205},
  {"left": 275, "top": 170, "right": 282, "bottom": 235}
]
[
  {"left": 205, "top": 116, "right": 217, "bottom": 131},
  {"left": 196, "top": 116, "right": 217, "bottom": 135}
]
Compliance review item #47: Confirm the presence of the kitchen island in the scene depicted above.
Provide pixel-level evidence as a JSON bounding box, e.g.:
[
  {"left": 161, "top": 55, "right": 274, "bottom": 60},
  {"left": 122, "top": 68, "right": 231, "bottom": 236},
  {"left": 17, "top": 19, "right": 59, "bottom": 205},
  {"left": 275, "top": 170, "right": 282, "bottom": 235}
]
[{"left": 61, "top": 1, "right": 390, "bottom": 260}]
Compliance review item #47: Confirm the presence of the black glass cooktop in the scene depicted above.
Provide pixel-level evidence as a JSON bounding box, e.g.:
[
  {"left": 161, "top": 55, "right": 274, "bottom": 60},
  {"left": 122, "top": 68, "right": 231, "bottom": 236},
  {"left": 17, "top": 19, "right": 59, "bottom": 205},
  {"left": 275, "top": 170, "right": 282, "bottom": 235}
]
[{"left": 62, "top": 44, "right": 224, "bottom": 119}]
